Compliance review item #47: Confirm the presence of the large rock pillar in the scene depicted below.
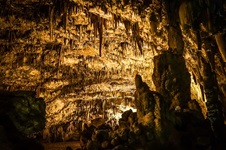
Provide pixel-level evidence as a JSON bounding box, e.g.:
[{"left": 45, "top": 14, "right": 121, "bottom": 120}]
[
  {"left": 153, "top": 52, "right": 191, "bottom": 111},
  {"left": 199, "top": 56, "right": 226, "bottom": 148}
]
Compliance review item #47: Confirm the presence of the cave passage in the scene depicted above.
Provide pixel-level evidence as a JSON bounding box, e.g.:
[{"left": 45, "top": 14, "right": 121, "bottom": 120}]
[{"left": 0, "top": 0, "right": 226, "bottom": 150}]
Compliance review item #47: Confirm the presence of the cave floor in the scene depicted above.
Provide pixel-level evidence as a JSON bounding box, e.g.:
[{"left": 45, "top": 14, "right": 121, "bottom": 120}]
[{"left": 43, "top": 141, "right": 81, "bottom": 150}]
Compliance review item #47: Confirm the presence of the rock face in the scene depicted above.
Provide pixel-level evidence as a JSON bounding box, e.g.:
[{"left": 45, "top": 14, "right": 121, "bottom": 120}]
[
  {"left": 79, "top": 77, "right": 221, "bottom": 150},
  {"left": 153, "top": 52, "right": 191, "bottom": 110},
  {"left": 0, "top": 0, "right": 153, "bottom": 131},
  {"left": 134, "top": 74, "right": 164, "bottom": 139},
  {"left": 0, "top": 91, "right": 46, "bottom": 150},
  {"left": 0, "top": 0, "right": 226, "bottom": 149},
  {"left": 134, "top": 74, "right": 156, "bottom": 118},
  {"left": 199, "top": 56, "right": 226, "bottom": 147}
]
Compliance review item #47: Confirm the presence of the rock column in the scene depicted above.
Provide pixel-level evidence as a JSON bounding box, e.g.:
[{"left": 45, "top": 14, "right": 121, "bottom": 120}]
[
  {"left": 199, "top": 57, "right": 226, "bottom": 148},
  {"left": 153, "top": 52, "right": 191, "bottom": 111}
]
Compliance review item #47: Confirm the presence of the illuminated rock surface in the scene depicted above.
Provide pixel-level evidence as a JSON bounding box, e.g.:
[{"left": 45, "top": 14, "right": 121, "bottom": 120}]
[{"left": 0, "top": 0, "right": 226, "bottom": 149}]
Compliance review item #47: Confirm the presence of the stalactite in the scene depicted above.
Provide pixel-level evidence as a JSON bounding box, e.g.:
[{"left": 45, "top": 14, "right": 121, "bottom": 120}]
[
  {"left": 49, "top": 5, "right": 54, "bottom": 41},
  {"left": 137, "top": 36, "right": 143, "bottom": 55},
  {"left": 98, "top": 17, "right": 104, "bottom": 57},
  {"left": 132, "top": 22, "right": 143, "bottom": 54},
  {"left": 90, "top": 12, "right": 104, "bottom": 57},
  {"left": 7, "top": 29, "right": 16, "bottom": 43},
  {"left": 90, "top": 13, "right": 98, "bottom": 38},
  {"left": 57, "top": 44, "right": 62, "bottom": 77},
  {"left": 79, "top": 25, "right": 82, "bottom": 42},
  {"left": 113, "top": 14, "right": 121, "bottom": 29},
  {"left": 68, "top": 1, "right": 77, "bottom": 16},
  {"left": 63, "top": 0, "right": 69, "bottom": 31},
  {"left": 103, "top": 18, "right": 108, "bottom": 30},
  {"left": 123, "top": 19, "right": 131, "bottom": 35},
  {"left": 75, "top": 5, "right": 78, "bottom": 14}
]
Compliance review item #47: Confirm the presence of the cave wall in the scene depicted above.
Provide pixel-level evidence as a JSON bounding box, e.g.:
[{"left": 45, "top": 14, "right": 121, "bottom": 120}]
[
  {"left": 0, "top": 0, "right": 226, "bottom": 142},
  {"left": 153, "top": 52, "right": 191, "bottom": 110},
  {"left": 0, "top": 0, "right": 156, "bottom": 131}
]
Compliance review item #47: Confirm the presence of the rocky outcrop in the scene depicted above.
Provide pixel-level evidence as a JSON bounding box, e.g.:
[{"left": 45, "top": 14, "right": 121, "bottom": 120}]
[
  {"left": 199, "top": 56, "right": 226, "bottom": 148},
  {"left": 153, "top": 52, "right": 191, "bottom": 110},
  {"left": 134, "top": 74, "right": 165, "bottom": 140},
  {"left": 0, "top": 91, "right": 46, "bottom": 150},
  {"left": 79, "top": 77, "right": 219, "bottom": 150}
]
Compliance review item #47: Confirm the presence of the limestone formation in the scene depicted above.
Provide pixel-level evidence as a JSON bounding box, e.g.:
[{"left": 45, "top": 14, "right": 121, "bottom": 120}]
[
  {"left": 153, "top": 52, "right": 191, "bottom": 111},
  {"left": 0, "top": 0, "right": 226, "bottom": 149},
  {"left": 134, "top": 74, "right": 155, "bottom": 119}
]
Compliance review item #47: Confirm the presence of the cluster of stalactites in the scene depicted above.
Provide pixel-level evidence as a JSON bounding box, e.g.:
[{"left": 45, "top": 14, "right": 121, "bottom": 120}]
[{"left": 47, "top": 0, "right": 146, "bottom": 56}]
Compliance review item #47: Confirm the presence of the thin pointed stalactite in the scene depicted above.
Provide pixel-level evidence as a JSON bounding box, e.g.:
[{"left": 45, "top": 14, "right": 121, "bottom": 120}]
[
  {"left": 123, "top": 19, "right": 131, "bottom": 36},
  {"left": 90, "top": 13, "right": 98, "bottom": 38},
  {"left": 90, "top": 12, "right": 105, "bottom": 57},
  {"left": 98, "top": 17, "right": 103, "bottom": 57},
  {"left": 49, "top": 5, "right": 54, "bottom": 41},
  {"left": 57, "top": 43, "right": 62, "bottom": 68},
  {"left": 68, "top": 1, "right": 77, "bottom": 16},
  {"left": 63, "top": 0, "right": 69, "bottom": 31},
  {"left": 132, "top": 22, "right": 143, "bottom": 55},
  {"left": 53, "top": 0, "right": 63, "bottom": 17},
  {"left": 136, "top": 36, "right": 143, "bottom": 55},
  {"left": 113, "top": 14, "right": 121, "bottom": 29}
]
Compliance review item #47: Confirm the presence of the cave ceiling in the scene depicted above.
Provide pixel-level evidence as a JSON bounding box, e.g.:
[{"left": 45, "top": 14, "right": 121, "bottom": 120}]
[{"left": 0, "top": 0, "right": 226, "bottom": 127}]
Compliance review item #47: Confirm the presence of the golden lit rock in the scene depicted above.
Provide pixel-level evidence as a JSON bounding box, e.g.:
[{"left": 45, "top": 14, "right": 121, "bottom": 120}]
[{"left": 0, "top": 0, "right": 226, "bottom": 149}]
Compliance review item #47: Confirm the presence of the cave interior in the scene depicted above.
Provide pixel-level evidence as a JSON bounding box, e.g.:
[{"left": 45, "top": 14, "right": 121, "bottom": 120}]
[{"left": 0, "top": 0, "right": 226, "bottom": 150}]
